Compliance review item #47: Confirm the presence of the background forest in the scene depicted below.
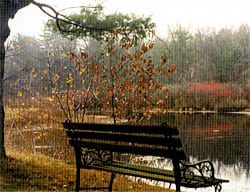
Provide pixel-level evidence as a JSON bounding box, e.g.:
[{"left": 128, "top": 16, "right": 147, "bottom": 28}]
[{"left": 4, "top": 24, "right": 250, "bottom": 118}]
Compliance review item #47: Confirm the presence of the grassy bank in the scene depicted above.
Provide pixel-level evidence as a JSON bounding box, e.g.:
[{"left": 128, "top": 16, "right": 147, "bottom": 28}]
[{"left": 0, "top": 151, "right": 173, "bottom": 191}]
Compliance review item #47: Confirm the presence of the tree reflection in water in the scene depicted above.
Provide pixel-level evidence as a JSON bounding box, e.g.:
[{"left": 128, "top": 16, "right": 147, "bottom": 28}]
[{"left": 148, "top": 113, "right": 250, "bottom": 191}]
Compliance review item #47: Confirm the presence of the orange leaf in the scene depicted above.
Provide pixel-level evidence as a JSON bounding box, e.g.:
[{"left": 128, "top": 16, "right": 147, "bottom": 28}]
[
  {"left": 108, "top": 47, "right": 113, "bottom": 54},
  {"left": 69, "top": 53, "right": 75, "bottom": 61},
  {"left": 141, "top": 43, "right": 149, "bottom": 53},
  {"left": 168, "top": 64, "right": 177, "bottom": 73},
  {"left": 134, "top": 51, "right": 143, "bottom": 61}
]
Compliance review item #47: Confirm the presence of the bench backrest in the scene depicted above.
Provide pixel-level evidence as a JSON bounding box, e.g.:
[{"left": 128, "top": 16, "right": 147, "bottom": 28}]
[{"left": 63, "top": 121, "right": 187, "bottom": 161}]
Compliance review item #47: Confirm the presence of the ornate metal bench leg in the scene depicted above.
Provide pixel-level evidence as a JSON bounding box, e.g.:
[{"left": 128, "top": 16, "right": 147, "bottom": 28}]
[
  {"left": 75, "top": 165, "right": 80, "bottom": 192},
  {"left": 108, "top": 173, "right": 116, "bottom": 192},
  {"left": 214, "top": 184, "right": 222, "bottom": 192},
  {"left": 173, "top": 159, "right": 181, "bottom": 192}
]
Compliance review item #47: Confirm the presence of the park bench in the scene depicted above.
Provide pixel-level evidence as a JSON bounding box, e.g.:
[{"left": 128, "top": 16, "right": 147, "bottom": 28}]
[{"left": 63, "top": 120, "right": 229, "bottom": 192}]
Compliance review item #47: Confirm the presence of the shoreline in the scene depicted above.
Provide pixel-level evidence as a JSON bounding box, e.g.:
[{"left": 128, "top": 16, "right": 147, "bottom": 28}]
[
  {"left": 150, "top": 108, "right": 250, "bottom": 116},
  {"left": 167, "top": 110, "right": 250, "bottom": 115}
]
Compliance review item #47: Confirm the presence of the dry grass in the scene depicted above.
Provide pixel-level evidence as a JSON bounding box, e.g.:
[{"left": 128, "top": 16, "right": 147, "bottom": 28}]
[
  {"left": 3, "top": 105, "right": 175, "bottom": 191},
  {"left": 4, "top": 106, "right": 128, "bottom": 159},
  {"left": 4, "top": 106, "right": 123, "bottom": 128},
  {"left": 0, "top": 151, "right": 174, "bottom": 191},
  {"left": 243, "top": 108, "right": 250, "bottom": 112}
]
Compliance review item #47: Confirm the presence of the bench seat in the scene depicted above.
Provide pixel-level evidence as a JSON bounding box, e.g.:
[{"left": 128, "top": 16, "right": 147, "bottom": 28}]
[
  {"left": 63, "top": 120, "right": 229, "bottom": 192},
  {"left": 89, "top": 160, "right": 228, "bottom": 189}
]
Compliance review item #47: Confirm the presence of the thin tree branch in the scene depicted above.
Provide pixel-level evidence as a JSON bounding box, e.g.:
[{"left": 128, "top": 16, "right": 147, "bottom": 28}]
[
  {"left": 31, "top": 1, "right": 108, "bottom": 34},
  {"left": 58, "top": 5, "right": 100, "bottom": 13},
  {"left": 3, "top": 65, "right": 29, "bottom": 81}
]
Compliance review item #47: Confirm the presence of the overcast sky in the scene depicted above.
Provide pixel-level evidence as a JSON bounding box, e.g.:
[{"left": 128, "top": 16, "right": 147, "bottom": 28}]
[{"left": 8, "top": 0, "right": 250, "bottom": 38}]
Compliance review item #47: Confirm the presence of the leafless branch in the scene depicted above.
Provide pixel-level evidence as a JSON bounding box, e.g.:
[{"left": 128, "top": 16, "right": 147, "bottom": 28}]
[
  {"left": 31, "top": 1, "right": 107, "bottom": 34},
  {"left": 58, "top": 5, "right": 100, "bottom": 13},
  {"left": 3, "top": 66, "right": 29, "bottom": 82}
]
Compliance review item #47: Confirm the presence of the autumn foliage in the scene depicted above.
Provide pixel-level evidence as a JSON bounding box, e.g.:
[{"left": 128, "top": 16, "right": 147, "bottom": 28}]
[
  {"left": 179, "top": 82, "right": 247, "bottom": 111},
  {"left": 186, "top": 82, "right": 235, "bottom": 98},
  {"left": 59, "top": 39, "right": 176, "bottom": 123}
]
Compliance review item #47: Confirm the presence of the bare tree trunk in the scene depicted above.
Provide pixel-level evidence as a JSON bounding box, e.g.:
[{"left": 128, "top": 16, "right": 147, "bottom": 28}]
[
  {"left": 0, "top": 0, "right": 32, "bottom": 159},
  {"left": 0, "top": 12, "right": 10, "bottom": 159},
  {"left": 0, "top": 39, "right": 6, "bottom": 159}
]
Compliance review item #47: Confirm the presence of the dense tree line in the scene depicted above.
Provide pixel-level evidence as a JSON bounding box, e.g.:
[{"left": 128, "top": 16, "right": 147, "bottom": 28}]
[
  {"left": 5, "top": 25, "right": 250, "bottom": 98},
  {"left": 156, "top": 25, "right": 250, "bottom": 84}
]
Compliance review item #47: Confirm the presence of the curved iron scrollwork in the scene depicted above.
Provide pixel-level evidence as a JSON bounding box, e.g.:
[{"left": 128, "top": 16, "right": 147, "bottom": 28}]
[
  {"left": 180, "top": 160, "right": 215, "bottom": 182},
  {"left": 80, "top": 148, "right": 112, "bottom": 166},
  {"left": 214, "top": 183, "right": 222, "bottom": 192}
]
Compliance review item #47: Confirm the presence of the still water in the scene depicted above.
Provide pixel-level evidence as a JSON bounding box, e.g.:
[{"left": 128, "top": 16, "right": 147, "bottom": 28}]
[
  {"left": 147, "top": 113, "right": 250, "bottom": 192},
  {"left": 9, "top": 113, "right": 250, "bottom": 191}
]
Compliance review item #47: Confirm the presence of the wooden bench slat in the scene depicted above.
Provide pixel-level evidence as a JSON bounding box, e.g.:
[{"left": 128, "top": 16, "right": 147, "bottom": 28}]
[
  {"left": 89, "top": 163, "right": 223, "bottom": 188},
  {"left": 70, "top": 140, "right": 187, "bottom": 160},
  {"left": 66, "top": 131, "right": 183, "bottom": 148},
  {"left": 90, "top": 163, "right": 176, "bottom": 184},
  {"left": 94, "top": 161, "right": 228, "bottom": 184},
  {"left": 97, "top": 161, "right": 175, "bottom": 177},
  {"left": 90, "top": 161, "right": 228, "bottom": 188},
  {"left": 63, "top": 122, "right": 179, "bottom": 136}
]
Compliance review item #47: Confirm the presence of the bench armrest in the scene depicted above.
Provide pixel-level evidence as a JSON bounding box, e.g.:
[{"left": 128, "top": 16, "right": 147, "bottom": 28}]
[{"left": 180, "top": 160, "right": 215, "bottom": 182}]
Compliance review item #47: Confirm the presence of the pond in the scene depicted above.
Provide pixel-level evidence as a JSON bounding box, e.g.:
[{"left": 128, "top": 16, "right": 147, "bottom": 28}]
[
  {"left": 8, "top": 112, "right": 250, "bottom": 191},
  {"left": 147, "top": 113, "right": 250, "bottom": 192}
]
